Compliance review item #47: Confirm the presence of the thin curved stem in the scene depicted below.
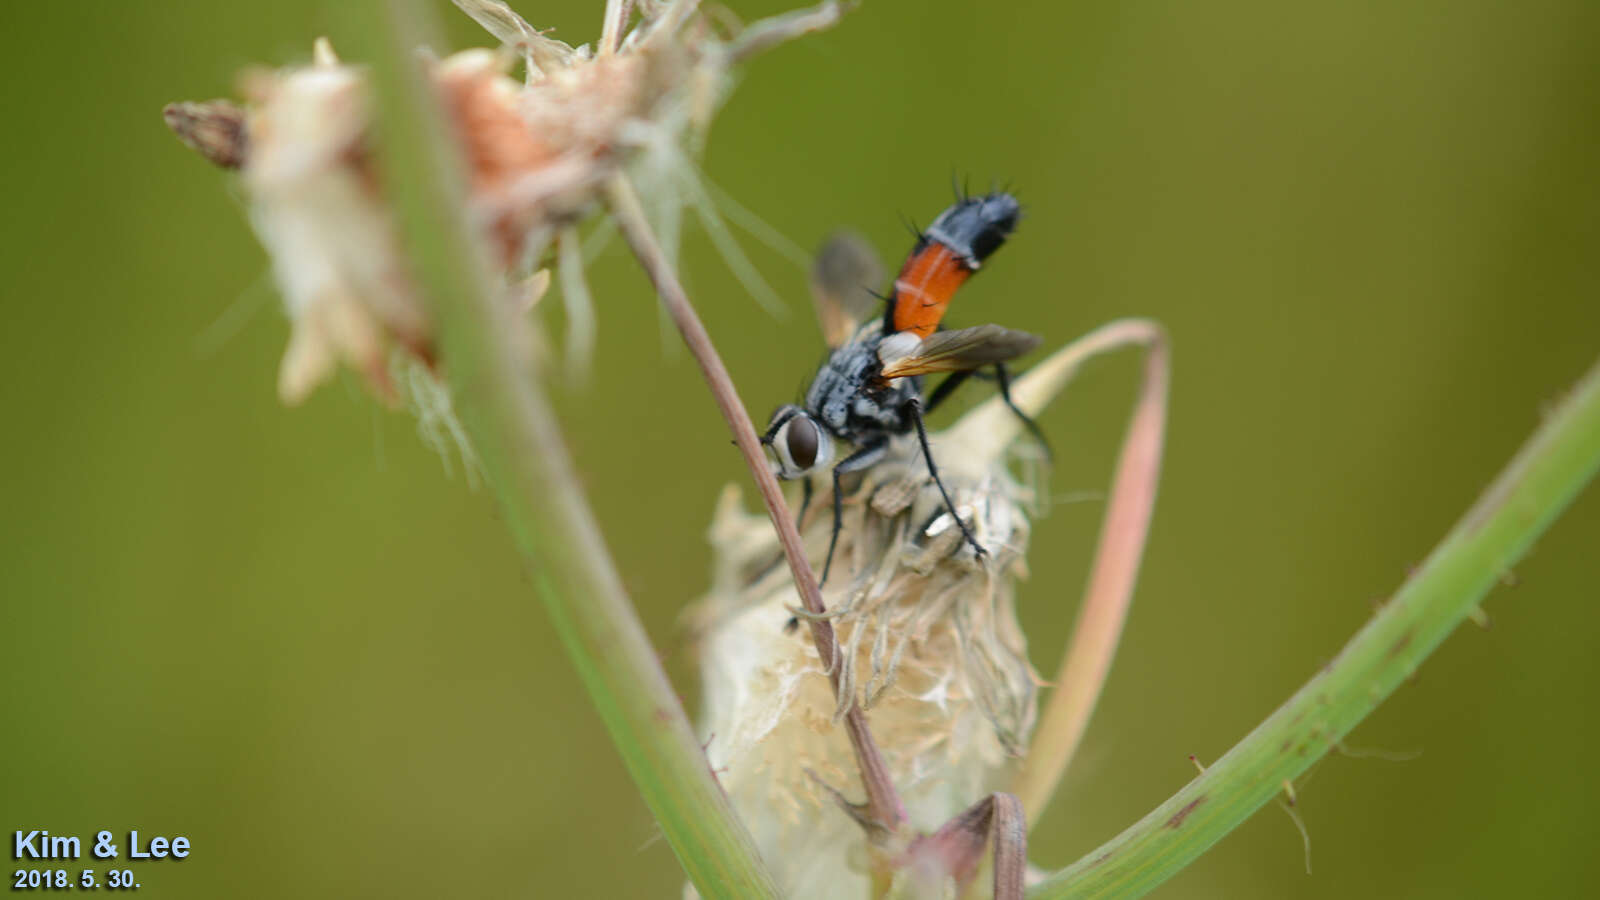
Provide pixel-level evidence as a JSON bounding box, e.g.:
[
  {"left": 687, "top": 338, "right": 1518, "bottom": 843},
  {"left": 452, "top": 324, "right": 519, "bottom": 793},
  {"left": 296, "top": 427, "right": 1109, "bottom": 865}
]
[
  {"left": 1029, "top": 354, "right": 1600, "bottom": 899},
  {"left": 369, "top": 4, "right": 779, "bottom": 897},
  {"left": 605, "top": 174, "right": 908, "bottom": 833},
  {"left": 1010, "top": 320, "right": 1170, "bottom": 826}
]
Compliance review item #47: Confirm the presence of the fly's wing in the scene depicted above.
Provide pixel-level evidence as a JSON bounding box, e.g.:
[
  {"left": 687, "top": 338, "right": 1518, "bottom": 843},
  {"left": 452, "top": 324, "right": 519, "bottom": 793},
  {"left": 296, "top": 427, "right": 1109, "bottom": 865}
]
[
  {"left": 811, "top": 230, "right": 886, "bottom": 348},
  {"left": 878, "top": 324, "right": 1042, "bottom": 379}
]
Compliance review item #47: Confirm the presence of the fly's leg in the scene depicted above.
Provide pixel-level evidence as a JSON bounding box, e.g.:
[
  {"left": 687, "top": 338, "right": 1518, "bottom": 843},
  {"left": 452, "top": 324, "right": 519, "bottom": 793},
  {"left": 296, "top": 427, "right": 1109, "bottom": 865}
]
[
  {"left": 924, "top": 369, "right": 973, "bottom": 414},
  {"left": 797, "top": 476, "right": 814, "bottom": 529},
  {"left": 821, "top": 439, "right": 889, "bottom": 586},
  {"left": 993, "top": 362, "right": 1052, "bottom": 461},
  {"left": 826, "top": 467, "right": 843, "bottom": 585},
  {"left": 927, "top": 367, "right": 1051, "bottom": 460},
  {"left": 905, "top": 397, "right": 987, "bottom": 561}
]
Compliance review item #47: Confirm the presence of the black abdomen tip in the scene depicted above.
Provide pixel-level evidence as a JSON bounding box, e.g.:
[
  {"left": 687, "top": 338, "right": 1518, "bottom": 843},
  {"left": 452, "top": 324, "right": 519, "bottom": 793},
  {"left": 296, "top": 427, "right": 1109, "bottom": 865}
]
[{"left": 924, "top": 191, "right": 1021, "bottom": 267}]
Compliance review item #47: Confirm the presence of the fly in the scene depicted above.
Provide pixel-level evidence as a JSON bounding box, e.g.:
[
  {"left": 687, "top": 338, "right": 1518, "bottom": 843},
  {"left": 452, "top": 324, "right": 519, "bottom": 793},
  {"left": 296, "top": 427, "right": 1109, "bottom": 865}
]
[{"left": 762, "top": 188, "right": 1047, "bottom": 584}]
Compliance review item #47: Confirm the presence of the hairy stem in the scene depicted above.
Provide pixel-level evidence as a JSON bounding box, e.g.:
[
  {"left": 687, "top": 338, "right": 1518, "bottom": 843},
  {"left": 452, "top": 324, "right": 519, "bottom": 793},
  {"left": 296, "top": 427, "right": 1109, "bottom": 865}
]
[
  {"left": 369, "top": 3, "right": 778, "bottom": 897},
  {"left": 604, "top": 174, "right": 909, "bottom": 833},
  {"left": 1029, "top": 354, "right": 1600, "bottom": 899}
]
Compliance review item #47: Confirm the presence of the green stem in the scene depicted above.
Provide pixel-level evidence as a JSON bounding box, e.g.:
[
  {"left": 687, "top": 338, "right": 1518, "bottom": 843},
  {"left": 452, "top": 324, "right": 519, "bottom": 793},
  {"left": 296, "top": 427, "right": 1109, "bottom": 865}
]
[
  {"left": 366, "top": 3, "right": 779, "bottom": 897},
  {"left": 1029, "top": 355, "right": 1600, "bottom": 899}
]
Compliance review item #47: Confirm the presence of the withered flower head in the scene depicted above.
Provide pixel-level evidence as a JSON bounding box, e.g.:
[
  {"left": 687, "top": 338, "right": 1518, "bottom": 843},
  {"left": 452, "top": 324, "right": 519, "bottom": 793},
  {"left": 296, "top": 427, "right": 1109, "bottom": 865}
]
[
  {"left": 164, "top": 0, "right": 846, "bottom": 405},
  {"left": 686, "top": 344, "right": 1089, "bottom": 898}
]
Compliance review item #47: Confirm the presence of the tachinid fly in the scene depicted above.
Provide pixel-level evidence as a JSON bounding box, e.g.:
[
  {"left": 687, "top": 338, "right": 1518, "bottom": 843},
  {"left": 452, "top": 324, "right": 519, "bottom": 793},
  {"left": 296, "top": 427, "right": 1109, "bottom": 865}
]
[{"left": 763, "top": 189, "right": 1046, "bottom": 583}]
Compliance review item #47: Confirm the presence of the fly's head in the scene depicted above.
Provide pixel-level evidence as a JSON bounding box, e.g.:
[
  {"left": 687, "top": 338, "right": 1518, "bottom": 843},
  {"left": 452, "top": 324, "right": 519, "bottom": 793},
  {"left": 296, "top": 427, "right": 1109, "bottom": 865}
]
[{"left": 762, "top": 404, "right": 834, "bottom": 479}]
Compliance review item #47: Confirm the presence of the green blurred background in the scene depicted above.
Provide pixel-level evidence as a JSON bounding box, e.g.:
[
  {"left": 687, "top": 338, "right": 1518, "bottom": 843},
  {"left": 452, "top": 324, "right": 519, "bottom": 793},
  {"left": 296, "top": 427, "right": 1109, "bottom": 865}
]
[{"left": 2, "top": 1, "right": 1597, "bottom": 896}]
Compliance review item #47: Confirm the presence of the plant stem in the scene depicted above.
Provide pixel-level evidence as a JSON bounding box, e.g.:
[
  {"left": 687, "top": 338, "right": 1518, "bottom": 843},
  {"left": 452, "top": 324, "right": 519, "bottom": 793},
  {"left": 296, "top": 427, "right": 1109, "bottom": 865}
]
[
  {"left": 604, "top": 174, "right": 909, "bottom": 833},
  {"left": 1028, "top": 354, "right": 1600, "bottom": 899},
  {"left": 369, "top": 3, "right": 779, "bottom": 897}
]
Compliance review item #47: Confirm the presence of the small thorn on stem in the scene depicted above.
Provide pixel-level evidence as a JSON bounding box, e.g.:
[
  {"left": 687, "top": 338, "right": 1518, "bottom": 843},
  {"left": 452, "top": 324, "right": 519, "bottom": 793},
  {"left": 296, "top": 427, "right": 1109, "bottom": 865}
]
[
  {"left": 805, "top": 769, "right": 890, "bottom": 839},
  {"left": 1276, "top": 779, "right": 1312, "bottom": 875}
]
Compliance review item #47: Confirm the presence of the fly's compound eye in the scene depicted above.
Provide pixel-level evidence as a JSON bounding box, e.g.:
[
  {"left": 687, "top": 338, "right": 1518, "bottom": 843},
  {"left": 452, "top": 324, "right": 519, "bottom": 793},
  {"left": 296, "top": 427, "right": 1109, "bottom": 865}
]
[
  {"left": 786, "top": 415, "right": 820, "bottom": 469},
  {"left": 772, "top": 413, "right": 833, "bottom": 478}
]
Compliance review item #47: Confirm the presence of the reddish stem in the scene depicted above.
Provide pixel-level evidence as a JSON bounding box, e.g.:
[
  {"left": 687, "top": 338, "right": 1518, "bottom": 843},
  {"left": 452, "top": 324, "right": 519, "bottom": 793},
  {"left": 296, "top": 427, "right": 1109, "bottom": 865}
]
[{"left": 604, "top": 175, "right": 908, "bottom": 832}]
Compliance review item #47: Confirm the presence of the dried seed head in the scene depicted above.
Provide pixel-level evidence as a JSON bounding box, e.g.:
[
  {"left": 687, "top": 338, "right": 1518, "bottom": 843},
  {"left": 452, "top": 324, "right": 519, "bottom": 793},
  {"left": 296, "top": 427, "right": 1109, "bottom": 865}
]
[
  {"left": 235, "top": 45, "right": 430, "bottom": 405},
  {"left": 165, "top": 1, "right": 846, "bottom": 407},
  {"left": 687, "top": 350, "right": 1087, "bottom": 898}
]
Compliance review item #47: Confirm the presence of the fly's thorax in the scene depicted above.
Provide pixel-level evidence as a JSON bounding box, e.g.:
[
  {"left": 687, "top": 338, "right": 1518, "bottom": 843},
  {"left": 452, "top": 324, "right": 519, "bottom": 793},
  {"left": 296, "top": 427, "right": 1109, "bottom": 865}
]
[
  {"left": 804, "top": 342, "right": 868, "bottom": 434},
  {"left": 804, "top": 360, "right": 853, "bottom": 435},
  {"left": 848, "top": 377, "right": 917, "bottom": 433},
  {"left": 805, "top": 340, "right": 922, "bottom": 439}
]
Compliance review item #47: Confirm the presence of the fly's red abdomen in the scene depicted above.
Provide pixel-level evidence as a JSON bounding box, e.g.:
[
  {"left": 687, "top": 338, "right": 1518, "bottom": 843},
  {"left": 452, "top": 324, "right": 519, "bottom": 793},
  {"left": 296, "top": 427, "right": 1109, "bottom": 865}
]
[
  {"left": 889, "top": 192, "right": 1020, "bottom": 339},
  {"left": 891, "top": 243, "right": 971, "bottom": 339}
]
